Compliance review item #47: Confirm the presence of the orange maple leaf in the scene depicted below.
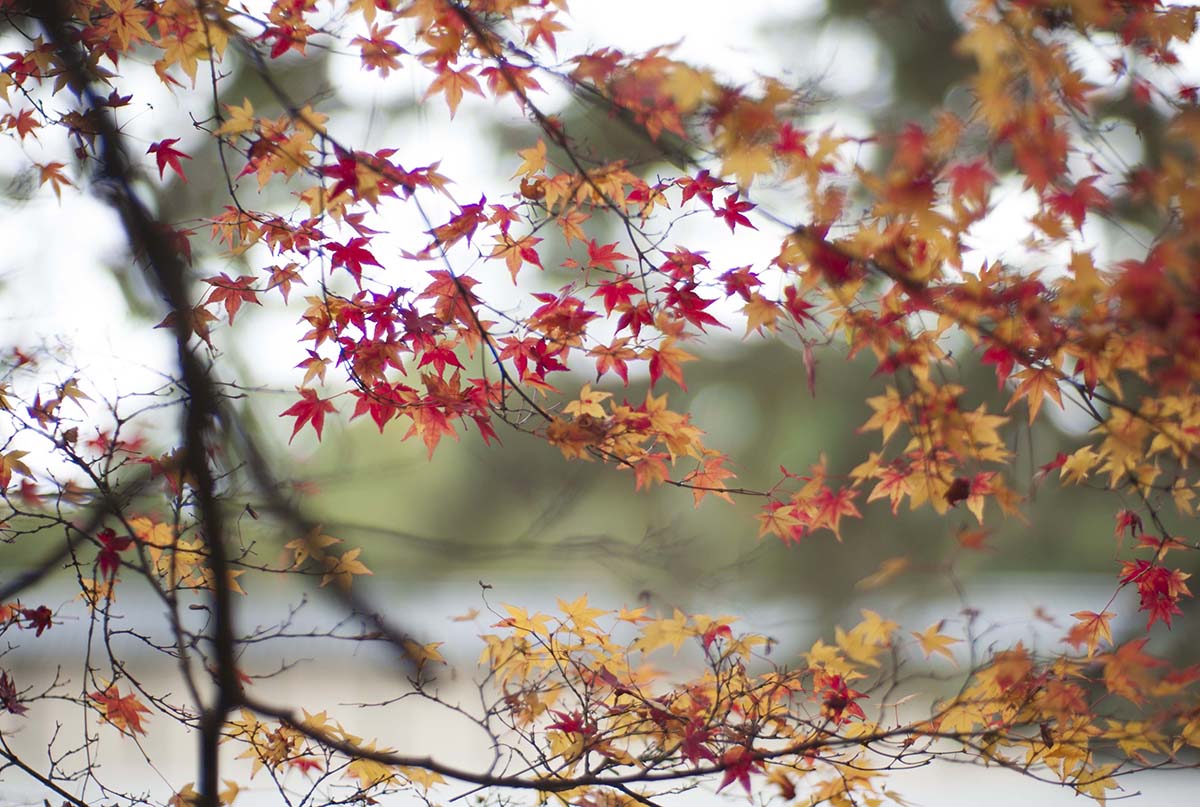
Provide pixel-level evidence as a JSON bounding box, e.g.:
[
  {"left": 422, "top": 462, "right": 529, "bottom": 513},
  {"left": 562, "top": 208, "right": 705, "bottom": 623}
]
[
  {"left": 683, "top": 453, "right": 735, "bottom": 506},
  {"left": 90, "top": 684, "right": 151, "bottom": 735},
  {"left": 425, "top": 65, "right": 484, "bottom": 117}
]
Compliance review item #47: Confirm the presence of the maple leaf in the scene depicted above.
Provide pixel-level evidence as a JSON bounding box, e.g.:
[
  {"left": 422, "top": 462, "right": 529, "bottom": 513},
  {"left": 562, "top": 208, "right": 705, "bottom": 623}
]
[
  {"left": 557, "top": 595, "right": 608, "bottom": 633},
  {"left": 490, "top": 232, "right": 544, "bottom": 281},
  {"left": 95, "top": 527, "right": 133, "bottom": 579},
  {"left": 280, "top": 388, "right": 338, "bottom": 443},
  {"left": 716, "top": 192, "right": 757, "bottom": 232},
  {"left": 946, "top": 158, "right": 995, "bottom": 208},
  {"left": 721, "top": 144, "right": 774, "bottom": 188},
  {"left": 682, "top": 453, "right": 735, "bottom": 506},
  {"left": 678, "top": 169, "right": 729, "bottom": 208},
  {"left": 742, "top": 293, "right": 779, "bottom": 335},
  {"left": 564, "top": 384, "right": 611, "bottom": 418},
  {"left": 524, "top": 10, "right": 567, "bottom": 53},
  {"left": 216, "top": 98, "right": 256, "bottom": 136},
  {"left": 6, "top": 108, "right": 40, "bottom": 141},
  {"left": 855, "top": 556, "right": 910, "bottom": 590},
  {"left": 218, "top": 780, "right": 240, "bottom": 806},
  {"left": 346, "top": 746, "right": 397, "bottom": 788},
  {"left": 1006, "top": 366, "right": 1064, "bottom": 424},
  {"left": 401, "top": 638, "right": 446, "bottom": 669},
  {"left": 1114, "top": 509, "right": 1143, "bottom": 539},
  {"left": 584, "top": 239, "right": 631, "bottom": 272},
  {"left": 818, "top": 673, "right": 868, "bottom": 724},
  {"left": 0, "top": 670, "right": 26, "bottom": 715},
  {"left": 1073, "top": 764, "right": 1120, "bottom": 805},
  {"left": 716, "top": 745, "right": 763, "bottom": 793},
  {"left": 911, "top": 621, "right": 961, "bottom": 663},
  {"left": 425, "top": 65, "right": 484, "bottom": 117},
  {"left": 91, "top": 684, "right": 151, "bottom": 735},
  {"left": 20, "top": 605, "right": 52, "bottom": 637},
  {"left": 1066, "top": 611, "right": 1116, "bottom": 658},
  {"left": 147, "top": 138, "right": 192, "bottom": 182},
  {"left": 37, "top": 162, "right": 72, "bottom": 199},
  {"left": 546, "top": 708, "right": 594, "bottom": 736},
  {"left": 757, "top": 501, "right": 804, "bottom": 542},
  {"left": 631, "top": 452, "right": 671, "bottom": 490},
  {"left": 592, "top": 277, "right": 641, "bottom": 315},
  {"left": 0, "top": 449, "right": 32, "bottom": 489},
  {"left": 644, "top": 339, "right": 696, "bottom": 389},
  {"left": 1119, "top": 560, "right": 1192, "bottom": 629},
  {"left": 809, "top": 485, "right": 862, "bottom": 539},
  {"left": 203, "top": 273, "right": 261, "bottom": 324},
  {"left": 636, "top": 609, "right": 693, "bottom": 654},
  {"left": 1047, "top": 175, "right": 1107, "bottom": 231},
  {"left": 319, "top": 545, "right": 374, "bottom": 588},
  {"left": 328, "top": 237, "right": 383, "bottom": 287},
  {"left": 168, "top": 784, "right": 199, "bottom": 807},
  {"left": 513, "top": 139, "right": 547, "bottom": 178}
]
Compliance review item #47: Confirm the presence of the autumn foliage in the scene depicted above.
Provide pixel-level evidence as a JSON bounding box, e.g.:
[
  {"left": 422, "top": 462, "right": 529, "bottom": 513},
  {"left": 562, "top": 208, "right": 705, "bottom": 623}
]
[{"left": 1, "top": 0, "right": 1200, "bottom": 806}]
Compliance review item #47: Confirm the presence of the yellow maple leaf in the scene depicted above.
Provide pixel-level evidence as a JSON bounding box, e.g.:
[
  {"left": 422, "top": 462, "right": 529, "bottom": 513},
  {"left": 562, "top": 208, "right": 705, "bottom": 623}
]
[
  {"left": 402, "top": 638, "right": 446, "bottom": 668},
  {"left": 742, "top": 293, "right": 779, "bottom": 335},
  {"left": 911, "top": 621, "right": 961, "bottom": 663},
  {"left": 320, "top": 548, "right": 373, "bottom": 588},
  {"left": 219, "top": 779, "right": 241, "bottom": 806},
  {"left": 1073, "top": 763, "right": 1120, "bottom": 805},
  {"left": 721, "top": 144, "right": 774, "bottom": 189},
  {"left": 285, "top": 525, "right": 342, "bottom": 567},
  {"left": 756, "top": 502, "right": 803, "bottom": 539},
  {"left": 564, "top": 384, "right": 611, "bottom": 418},
  {"left": 216, "top": 98, "right": 256, "bottom": 136},
  {"left": 497, "top": 604, "right": 553, "bottom": 636},
  {"left": 1007, "top": 366, "right": 1064, "bottom": 424},
  {"left": 346, "top": 747, "right": 397, "bottom": 789},
  {"left": 399, "top": 766, "right": 446, "bottom": 791},
  {"left": 557, "top": 594, "right": 608, "bottom": 633},
  {"left": 168, "top": 783, "right": 199, "bottom": 807},
  {"left": 1060, "top": 446, "right": 1099, "bottom": 485},
  {"left": 636, "top": 609, "right": 693, "bottom": 654},
  {"left": 513, "top": 139, "right": 547, "bottom": 178},
  {"left": 855, "top": 556, "right": 910, "bottom": 590}
]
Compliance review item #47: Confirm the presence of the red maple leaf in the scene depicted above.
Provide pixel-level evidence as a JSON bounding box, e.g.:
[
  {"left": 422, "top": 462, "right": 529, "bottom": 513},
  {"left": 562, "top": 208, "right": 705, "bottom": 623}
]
[
  {"left": 716, "top": 192, "right": 757, "bottom": 232},
  {"left": 0, "top": 671, "right": 26, "bottom": 715},
  {"left": 146, "top": 138, "right": 191, "bottom": 182},
  {"left": 21, "top": 605, "right": 51, "bottom": 637},
  {"left": 1119, "top": 560, "right": 1193, "bottom": 629},
  {"left": 329, "top": 237, "right": 383, "bottom": 287},
  {"left": 280, "top": 388, "right": 338, "bottom": 443},
  {"left": 96, "top": 527, "right": 133, "bottom": 580},
  {"left": 946, "top": 158, "right": 995, "bottom": 207},
  {"left": 1114, "top": 509, "right": 1143, "bottom": 539},
  {"left": 592, "top": 277, "right": 641, "bottom": 314},
  {"left": 584, "top": 239, "right": 631, "bottom": 273},
  {"left": 546, "top": 709, "right": 594, "bottom": 736},
  {"left": 679, "top": 719, "right": 716, "bottom": 765},
  {"left": 677, "top": 169, "right": 729, "bottom": 208},
  {"left": 320, "top": 151, "right": 361, "bottom": 200},
  {"left": 1047, "top": 175, "right": 1107, "bottom": 231},
  {"left": 818, "top": 673, "right": 868, "bottom": 724},
  {"left": 716, "top": 745, "right": 762, "bottom": 793}
]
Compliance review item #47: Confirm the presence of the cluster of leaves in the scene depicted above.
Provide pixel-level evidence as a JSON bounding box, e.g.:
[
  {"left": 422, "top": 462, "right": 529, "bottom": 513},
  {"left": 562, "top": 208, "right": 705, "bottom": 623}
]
[{"left": 0, "top": 0, "right": 1198, "bottom": 806}]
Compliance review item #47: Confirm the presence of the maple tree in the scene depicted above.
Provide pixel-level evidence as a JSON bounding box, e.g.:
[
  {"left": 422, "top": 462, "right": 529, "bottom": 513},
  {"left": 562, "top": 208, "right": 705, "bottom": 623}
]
[{"left": 0, "top": 1, "right": 1199, "bottom": 806}]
